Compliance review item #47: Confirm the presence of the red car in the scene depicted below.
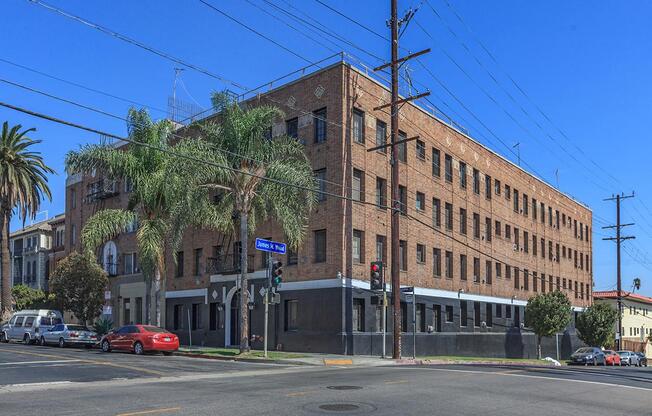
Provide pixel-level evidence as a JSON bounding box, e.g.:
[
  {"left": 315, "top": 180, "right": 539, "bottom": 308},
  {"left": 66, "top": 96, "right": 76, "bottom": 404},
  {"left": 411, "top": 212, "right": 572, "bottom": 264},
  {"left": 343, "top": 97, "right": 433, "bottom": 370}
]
[
  {"left": 604, "top": 350, "right": 622, "bottom": 366},
  {"left": 100, "top": 325, "right": 179, "bottom": 355}
]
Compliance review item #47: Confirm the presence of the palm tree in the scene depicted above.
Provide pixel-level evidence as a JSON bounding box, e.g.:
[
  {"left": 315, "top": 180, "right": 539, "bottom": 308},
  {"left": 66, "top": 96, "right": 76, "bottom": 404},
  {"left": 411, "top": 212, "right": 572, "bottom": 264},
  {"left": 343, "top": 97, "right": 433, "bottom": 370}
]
[
  {"left": 173, "top": 93, "right": 316, "bottom": 352},
  {"left": 66, "top": 109, "right": 181, "bottom": 326},
  {"left": 0, "top": 122, "right": 54, "bottom": 319}
]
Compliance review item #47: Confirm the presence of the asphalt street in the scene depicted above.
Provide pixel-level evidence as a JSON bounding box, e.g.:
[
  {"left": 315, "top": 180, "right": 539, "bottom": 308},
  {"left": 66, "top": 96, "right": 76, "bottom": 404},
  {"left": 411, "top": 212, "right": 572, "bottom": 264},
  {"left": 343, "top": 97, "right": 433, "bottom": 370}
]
[{"left": 0, "top": 342, "right": 651, "bottom": 416}]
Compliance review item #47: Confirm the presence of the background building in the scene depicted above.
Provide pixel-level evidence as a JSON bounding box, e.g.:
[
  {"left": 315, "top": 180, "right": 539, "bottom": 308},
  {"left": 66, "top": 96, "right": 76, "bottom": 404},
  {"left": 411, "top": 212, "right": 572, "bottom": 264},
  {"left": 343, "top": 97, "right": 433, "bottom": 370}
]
[
  {"left": 594, "top": 290, "right": 651, "bottom": 354},
  {"left": 65, "top": 59, "right": 593, "bottom": 357}
]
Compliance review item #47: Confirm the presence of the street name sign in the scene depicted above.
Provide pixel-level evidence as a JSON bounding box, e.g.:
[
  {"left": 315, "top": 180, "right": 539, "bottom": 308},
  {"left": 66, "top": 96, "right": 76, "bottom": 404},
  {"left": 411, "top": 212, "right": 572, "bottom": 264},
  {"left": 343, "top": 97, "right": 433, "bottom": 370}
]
[{"left": 255, "top": 238, "right": 286, "bottom": 254}]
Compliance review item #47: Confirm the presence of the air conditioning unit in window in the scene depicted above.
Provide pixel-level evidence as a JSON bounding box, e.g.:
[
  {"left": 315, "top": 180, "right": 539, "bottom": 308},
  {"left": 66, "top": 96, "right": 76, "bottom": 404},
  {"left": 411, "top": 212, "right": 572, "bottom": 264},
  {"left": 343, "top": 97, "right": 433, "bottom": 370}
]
[{"left": 513, "top": 244, "right": 518, "bottom": 251}]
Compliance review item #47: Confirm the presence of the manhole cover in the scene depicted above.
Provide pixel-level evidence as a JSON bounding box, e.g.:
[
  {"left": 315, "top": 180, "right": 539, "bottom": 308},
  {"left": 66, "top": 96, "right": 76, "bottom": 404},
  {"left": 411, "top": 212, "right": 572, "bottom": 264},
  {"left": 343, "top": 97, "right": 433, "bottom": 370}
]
[
  {"left": 327, "top": 385, "right": 363, "bottom": 390},
  {"left": 319, "top": 404, "right": 360, "bottom": 412}
]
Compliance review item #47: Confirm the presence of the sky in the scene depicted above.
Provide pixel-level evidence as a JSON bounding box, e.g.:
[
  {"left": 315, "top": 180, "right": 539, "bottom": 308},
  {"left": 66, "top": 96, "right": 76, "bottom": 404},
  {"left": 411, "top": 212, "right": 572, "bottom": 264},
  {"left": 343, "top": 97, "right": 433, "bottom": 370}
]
[{"left": 2, "top": 0, "right": 652, "bottom": 295}]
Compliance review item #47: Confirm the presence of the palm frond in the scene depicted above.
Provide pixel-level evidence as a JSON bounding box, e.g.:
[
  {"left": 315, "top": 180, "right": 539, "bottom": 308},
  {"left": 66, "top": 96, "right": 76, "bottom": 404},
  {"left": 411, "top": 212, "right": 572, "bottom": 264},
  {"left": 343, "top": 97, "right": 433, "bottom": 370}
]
[{"left": 81, "top": 209, "right": 137, "bottom": 251}]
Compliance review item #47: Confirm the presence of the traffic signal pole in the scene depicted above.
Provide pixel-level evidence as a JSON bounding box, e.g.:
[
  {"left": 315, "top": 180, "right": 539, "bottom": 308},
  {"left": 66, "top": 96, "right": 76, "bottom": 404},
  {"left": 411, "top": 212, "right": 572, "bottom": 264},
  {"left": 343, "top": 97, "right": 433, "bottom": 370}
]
[{"left": 264, "top": 252, "right": 271, "bottom": 358}]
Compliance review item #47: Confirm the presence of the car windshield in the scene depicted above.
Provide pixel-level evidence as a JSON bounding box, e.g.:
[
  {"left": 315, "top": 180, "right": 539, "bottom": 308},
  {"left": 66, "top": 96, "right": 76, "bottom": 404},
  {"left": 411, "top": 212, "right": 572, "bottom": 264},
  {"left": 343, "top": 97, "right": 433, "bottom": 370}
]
[
  {"left": 604, "top": 350, "right": 614, "bottom": 354},
  {"left": 617, "top": 351, "right": 628, "bottom": 355},
  {"left": 66, "top": 325, "right": 89, "bottom": 331},
  {"left": 142, "top": 326, "right": 168, "bottom": 333},
  {"left": 575, "top": 348, "right": 593, "bottom": 353}
]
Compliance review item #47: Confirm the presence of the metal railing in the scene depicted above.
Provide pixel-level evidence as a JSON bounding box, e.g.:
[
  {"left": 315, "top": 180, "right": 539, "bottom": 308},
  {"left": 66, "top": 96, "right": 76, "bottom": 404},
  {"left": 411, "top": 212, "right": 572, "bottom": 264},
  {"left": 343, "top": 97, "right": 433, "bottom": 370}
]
[
  {"left": 206, "top": 254, "right": 255, "bottom": 275},
  {"left": 87, "top": 179, "right": 119, "bottom": 201}
]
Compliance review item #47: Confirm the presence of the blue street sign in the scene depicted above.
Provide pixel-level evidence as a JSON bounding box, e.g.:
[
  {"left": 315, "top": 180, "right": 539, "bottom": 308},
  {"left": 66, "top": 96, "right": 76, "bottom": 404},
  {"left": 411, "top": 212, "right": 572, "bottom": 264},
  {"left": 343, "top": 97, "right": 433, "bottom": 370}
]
[{"left": 255, "top": 238, "right": 287, "bottom": 254}]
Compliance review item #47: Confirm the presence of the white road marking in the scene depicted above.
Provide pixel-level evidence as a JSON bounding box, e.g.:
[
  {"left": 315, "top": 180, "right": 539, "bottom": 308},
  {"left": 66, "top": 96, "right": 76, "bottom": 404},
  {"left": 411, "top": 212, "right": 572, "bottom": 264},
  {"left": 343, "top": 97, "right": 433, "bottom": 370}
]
[
  {"left": 0, "top": 359, "right": 81, "bottom": 366},
  {"left": 5, "top": 381, "right": 71, "bottom": 388},
  {"left": 410, "top": 366, "right": 652, "bottom": 392}
]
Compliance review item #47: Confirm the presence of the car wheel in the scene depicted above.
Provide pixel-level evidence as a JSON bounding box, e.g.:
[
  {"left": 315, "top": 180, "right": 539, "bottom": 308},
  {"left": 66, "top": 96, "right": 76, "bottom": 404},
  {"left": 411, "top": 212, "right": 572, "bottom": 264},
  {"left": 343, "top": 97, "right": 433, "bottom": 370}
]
[
  {"left": 23, "top": 334, "right": 31, "bottom": 345},
  {"left": 0, "top": 332, "right": 7, "bottom": 343},
  {"left": 133, "top": 342, "right": 144, "bottom": 355},
  {"left": 101, "top": 340, "right": 111, "bottom": 353},
  {"left": 40, "top": 336, "right": 46, "bottom": 346},
  {"left": 58, "top": 338, "right": 65, "bottom": 348}
]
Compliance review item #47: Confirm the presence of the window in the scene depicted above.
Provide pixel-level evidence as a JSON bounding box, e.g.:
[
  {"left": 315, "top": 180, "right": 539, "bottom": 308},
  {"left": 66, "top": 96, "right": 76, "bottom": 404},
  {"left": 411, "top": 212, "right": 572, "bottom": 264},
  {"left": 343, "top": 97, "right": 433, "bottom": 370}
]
[
  {"left": 123, "top": 253, "right": 138, "bottom": 275},
  {"left": 473, "top": 257, "right": 480, "bottom": 283},
  {"left": 556, "top": 244, "right": 560, "bottom": 263},
  {"left": 541, "top": 238, "right": 545, "bottom": 259},
  {"left": 506, "top": 264, "right": 511, "bottom": 280},
  {"left": 352, "top": 230, "right": 364, "bottom": 264},
  {"left": 416, "top": 139, "right": 425, "bottom": 160},
  {"left": 505, "top": 185, "right": 511, "bottom": 200},
  {"left": 416, "top": 192, "right": 425, "bottom": 211},
  {"left": 460, "top": 301, "right": 468, "bottom": 327},
  {"left": 433, "top": 248, "right": 442, "bottom": 278},
  {"left": 24, "top": 317, "right": 34, "bottom": 328},
  {"left": 398, "top": 131, "right": 407, "bottom": 163},
  {"left": 433, "top": 305, "right": 442, "bottom": 332},
  {"left": 523, "top": 270, "right": 529, "bottom": 291},
  {"left": 433, "top": 198, "right": 441, "bottom": 227},
  {"left": 416, "top": 244, "right": 426, "bottom": 263},
  {"left": 285, "top": 300, "right": 298, "bottom": 331},
  {"left": 513, "top": 189, "right": 519, "bottom": 212},
  {"left": 352, "top": 108, "right": 364, "bottom": 144},
  {"left": 209, "top": 302, "right": 220, "bottom": 331},
  {"left": 506, "top": 304, "right": 512, "bottom": 319},
  {"left": 432, "top": 148, "right": 441, "bottom": 177},
  {"left": 314, "top": 230, "right": 327, "bottom": 263},
  {"left": 459, "top": 162, "right": 467, "bottom": 189},
  {"left": 495, "top": 220, "right": 502, "bottom": 237},
  {"left": 286, "top": 117, "right": 298, "bottom": 138},
  {"left": 193, "top": 248, "right": 202, "bottom": 276},
  {"left": 375, "top": 120, "right": 387, "bottom": 153},
  {"left": 533, "top": 272, "right": 538, "bottom": 292},
  {"left": 459, "top": 208, "right": 467, "bottom": 235},
  {"left": 314, "top": 169, "right": 327, "bottom": 202},
  {"left": 496, "top": 262, "right": 502, "bottom": 278},
  {"left": 175, "top": 251, "right": 184, "bottom": 277},
  {"left": 399, "top": 185, "right": 407, "bottom": 215},
  {"left": 460, "top": 254, "right": 467, "bottom": 280},
  {"left": 549, "top": 206, "right": 553, "bottom": 227},
  {"left": 495, "top": 179, "right": 501, "bottom": 196},
  {"left": 70, "top": 188, "right": 77, "bottom": 209},
  {"left": 523, "top": 194, "right": 528, "bottom": 216},
  {"left": 70, "top": 224, "right": 77, "bottom": 246},
  {"left": 416, "top": 303, "right": 426, "bottom": 333},
  {"left": 486, "top": 260, "right": 492, "bottom": 284},
  {"left": 549, "top": 241, "right": 553, "bottom": 261},
  {"left": 473, "top": 168, "right": 480, "bottom": 194},
  {"left": 352, "top": 299, "right": 365, "bottom": 332},
  {"left": 485, "top": 217, "right": 492, "bottom": 242},
  {"left": 444, "top": 154, "right": 453, "bottom": 182},
  {"left": 514, "top": 228, "right": 519, "bottom": 248},
  {"left": 313, "top": 108, "right": 327, "bottom": 143},
  {"left": 532, "top": 198, "right": 537, "bottom": 220},
  {"left": 540, "top": 202, "right": 545, "bottom": 224},
  {"left": 445, "top": 251, "right": 453, "bottom": 278},
  {"left": 445, "top": 202, "right": 453, "bottom": 231},
  {"left": 524, "top": 231, "right": 529, "bottom": 253},
  {"left": 399, "top": 240, "right": 408, "bottom": 271},
  {"left": 496, "top": 304, "right": 502, "bottom": 318},
  {"left": 445, "top": 305, "right": 454, "bottom": 322},
  {"left": 514, "top": 268, "right": 520, "bottom": 290},
  {"left": 533, "top": 234, "right": 537, "bottom": 256},
  {"left": 376, "top": 177, "right": 387, "bottom": 209},
  {"left": 474, "top": 302, "right": 481, "bottom": 327},
  {"left": 556, "top": 210, "right": 561, "bottom": 229},
  {"left": 505, "top": 224, "right": 511, "bottom": 240},
  {"left": 191, "top": 303, "right": 202, "bottom": 330},
  {"left": 485, "top": 174, "right": 491, "bottom": 199},
  {"left": 473, "top": 213, "right": 480, "bottom": 239},
  {"left": 375, "top": 235, "right": 386, "bottom": 263},
  {"left": 352, "top": 169, "right": 364, "bottom": 202}
]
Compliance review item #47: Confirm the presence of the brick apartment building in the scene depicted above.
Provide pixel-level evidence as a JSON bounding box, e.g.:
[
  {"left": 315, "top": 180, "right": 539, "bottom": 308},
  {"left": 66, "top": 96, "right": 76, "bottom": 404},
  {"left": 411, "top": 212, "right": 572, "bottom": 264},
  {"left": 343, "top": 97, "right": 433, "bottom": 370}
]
[{"left": 64, "top": 60, "right": 593, "bottom": 357}]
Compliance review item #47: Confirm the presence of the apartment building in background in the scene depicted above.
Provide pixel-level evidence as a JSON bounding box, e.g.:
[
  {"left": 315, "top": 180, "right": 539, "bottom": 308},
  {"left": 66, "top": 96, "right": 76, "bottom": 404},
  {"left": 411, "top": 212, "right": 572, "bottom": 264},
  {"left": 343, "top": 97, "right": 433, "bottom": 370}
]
[
  {"left": 593, "top": 290, "right": 652, "bottom": 354},
  {"left": 65, "top": 59, "right": 593, "bottom": 357},
  {"left": 9, "top": 213, "right": 63, "bottom": 292}
]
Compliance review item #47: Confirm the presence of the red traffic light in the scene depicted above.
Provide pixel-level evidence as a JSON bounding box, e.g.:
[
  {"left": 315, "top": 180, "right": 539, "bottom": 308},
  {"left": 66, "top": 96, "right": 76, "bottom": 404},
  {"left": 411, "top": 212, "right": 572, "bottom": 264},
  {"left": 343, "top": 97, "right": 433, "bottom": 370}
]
[{"left": 371, "top": 264, "right": 380, "bottom": 272}]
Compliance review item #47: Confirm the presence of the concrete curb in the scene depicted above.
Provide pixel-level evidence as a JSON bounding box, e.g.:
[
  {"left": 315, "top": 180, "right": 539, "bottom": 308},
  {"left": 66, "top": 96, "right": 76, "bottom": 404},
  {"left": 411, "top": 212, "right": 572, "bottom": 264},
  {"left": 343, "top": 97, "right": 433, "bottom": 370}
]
[{"left": 173, "top": 351, "right": 315, "bottom": 366}]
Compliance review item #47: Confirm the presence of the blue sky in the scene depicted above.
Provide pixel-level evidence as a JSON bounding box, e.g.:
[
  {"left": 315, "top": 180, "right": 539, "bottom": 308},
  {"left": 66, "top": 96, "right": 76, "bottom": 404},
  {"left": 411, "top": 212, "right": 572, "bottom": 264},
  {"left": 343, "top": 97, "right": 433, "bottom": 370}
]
[{"left": 2, "top": 0, "right": 651, "bottom": 295}]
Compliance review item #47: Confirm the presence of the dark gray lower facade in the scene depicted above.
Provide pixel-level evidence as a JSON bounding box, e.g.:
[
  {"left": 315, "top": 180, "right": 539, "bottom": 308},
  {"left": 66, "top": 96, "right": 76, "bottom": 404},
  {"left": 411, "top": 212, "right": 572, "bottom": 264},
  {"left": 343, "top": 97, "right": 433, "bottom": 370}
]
[{"left": 165, "top": 277, "right": 584, "bottom": 359}]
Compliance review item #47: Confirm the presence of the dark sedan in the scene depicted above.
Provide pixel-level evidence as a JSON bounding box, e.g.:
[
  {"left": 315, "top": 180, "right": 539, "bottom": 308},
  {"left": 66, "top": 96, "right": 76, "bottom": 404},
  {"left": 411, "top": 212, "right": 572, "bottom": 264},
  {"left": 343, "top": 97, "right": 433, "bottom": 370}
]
[
  {"left": 569, "top": 347, "right": 606, "bottom": 366},
  {"left": 635, "top": 352, "right": 648, "bottom": 367}
]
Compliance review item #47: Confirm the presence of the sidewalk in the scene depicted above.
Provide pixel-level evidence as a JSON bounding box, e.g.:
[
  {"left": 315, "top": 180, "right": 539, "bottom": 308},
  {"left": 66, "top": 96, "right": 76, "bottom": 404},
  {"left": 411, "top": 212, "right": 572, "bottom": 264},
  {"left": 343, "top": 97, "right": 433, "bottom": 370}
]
[{"left": 175, "top": 346, "right": 562, "bottom": 367}]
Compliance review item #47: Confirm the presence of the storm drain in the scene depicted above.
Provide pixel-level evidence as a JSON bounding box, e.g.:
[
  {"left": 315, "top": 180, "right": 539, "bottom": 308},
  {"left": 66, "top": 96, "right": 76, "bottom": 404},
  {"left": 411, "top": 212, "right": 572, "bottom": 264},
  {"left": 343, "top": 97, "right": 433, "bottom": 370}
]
[
  {"left": 304, "top": 402, "right": 376, "bottom": 414},
  {"left": 327, "top": 385, "right": 363, "bottom": 391},
  {"left": 319, "top": 404, "right": 360, "bottom": 412}
]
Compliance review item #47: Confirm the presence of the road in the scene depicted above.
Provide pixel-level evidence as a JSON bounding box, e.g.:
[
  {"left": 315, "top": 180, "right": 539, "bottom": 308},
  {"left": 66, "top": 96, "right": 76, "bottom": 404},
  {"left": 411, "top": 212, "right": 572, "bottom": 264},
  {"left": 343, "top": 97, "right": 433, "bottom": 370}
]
[{"left": 0, "top": 343, "right": 650, "bottom": 416}]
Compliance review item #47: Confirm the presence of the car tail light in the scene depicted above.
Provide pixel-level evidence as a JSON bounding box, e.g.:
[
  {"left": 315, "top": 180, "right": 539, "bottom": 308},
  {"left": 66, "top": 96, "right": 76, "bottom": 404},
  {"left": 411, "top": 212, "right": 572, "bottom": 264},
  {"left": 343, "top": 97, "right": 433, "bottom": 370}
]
[{"left": 69, "top": 332, "right": 78, "bottom": 338}]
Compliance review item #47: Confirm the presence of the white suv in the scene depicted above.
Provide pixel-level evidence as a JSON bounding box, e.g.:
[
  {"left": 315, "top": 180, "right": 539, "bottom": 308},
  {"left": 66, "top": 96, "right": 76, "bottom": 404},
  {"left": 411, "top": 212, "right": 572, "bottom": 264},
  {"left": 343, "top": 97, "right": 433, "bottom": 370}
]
[{"left": 1, "top": 310, "right": 63, "bottom": 344}]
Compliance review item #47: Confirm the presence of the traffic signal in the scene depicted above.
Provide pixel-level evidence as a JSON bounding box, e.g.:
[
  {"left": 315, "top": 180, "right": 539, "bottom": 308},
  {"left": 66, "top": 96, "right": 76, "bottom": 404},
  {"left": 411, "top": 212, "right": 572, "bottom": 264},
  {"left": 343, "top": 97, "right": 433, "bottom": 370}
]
[
  {"left": 271, "top": 260, "right": 283, "bottom": 288},
  {"left": 370, "top": 261, "right": 384, "bottom": 291}
]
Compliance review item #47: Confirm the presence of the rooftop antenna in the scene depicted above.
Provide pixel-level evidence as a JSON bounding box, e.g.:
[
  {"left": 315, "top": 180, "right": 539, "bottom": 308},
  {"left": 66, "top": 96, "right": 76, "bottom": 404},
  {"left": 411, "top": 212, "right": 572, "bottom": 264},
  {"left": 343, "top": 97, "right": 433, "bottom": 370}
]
[{"left": 172, "top": 68, "right": 185, "bottom": 103}]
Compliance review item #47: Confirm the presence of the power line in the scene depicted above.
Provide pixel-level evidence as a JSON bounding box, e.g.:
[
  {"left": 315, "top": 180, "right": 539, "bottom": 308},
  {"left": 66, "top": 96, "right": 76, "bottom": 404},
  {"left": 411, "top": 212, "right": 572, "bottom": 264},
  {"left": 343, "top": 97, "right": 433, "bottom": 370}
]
[{"left": 27, "top": 0, "right": 247, "bottom": 90}]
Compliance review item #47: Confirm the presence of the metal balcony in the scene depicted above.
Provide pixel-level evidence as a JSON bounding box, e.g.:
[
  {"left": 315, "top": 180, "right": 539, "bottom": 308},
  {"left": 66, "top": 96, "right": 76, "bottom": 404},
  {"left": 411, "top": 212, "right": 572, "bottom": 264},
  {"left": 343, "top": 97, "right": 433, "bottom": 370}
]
[
  {"left": 206, "top": 254, "right": 255, "bottom": 275},
  {"left": 87, "top": 179, "right": 119, "bottom": 201}
]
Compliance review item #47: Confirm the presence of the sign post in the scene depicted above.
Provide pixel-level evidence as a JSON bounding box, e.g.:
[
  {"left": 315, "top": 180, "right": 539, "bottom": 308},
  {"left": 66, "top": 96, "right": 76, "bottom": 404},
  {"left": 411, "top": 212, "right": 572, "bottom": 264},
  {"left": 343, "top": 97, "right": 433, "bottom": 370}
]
[{"left": 255, "top": 238, "right": 286, "bottom": 358}]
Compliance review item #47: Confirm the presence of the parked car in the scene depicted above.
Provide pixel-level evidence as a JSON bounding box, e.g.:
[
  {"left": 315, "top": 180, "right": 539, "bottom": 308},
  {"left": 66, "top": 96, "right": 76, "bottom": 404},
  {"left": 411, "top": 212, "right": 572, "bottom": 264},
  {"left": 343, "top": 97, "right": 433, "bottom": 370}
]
[
  {"left": 617, "top": 351, "right": 641, "bottom": 366},
  {"left": 0, "top": 310, "right": 63, "bottom": 344},
  {"left": 635, "top": 352, "right": 648, "bottom": 367},
  {"left": 604, "top": 350, "right": 622, "bottom": 366},
  {"left": 569, "top": 347, "right": 606, "bottom": 365},
  {"left": 100, "top": 325, "right": 179, "bottom": 355},
  {"left": 39, "top": 324, "right": 98, "bottom": 348}
]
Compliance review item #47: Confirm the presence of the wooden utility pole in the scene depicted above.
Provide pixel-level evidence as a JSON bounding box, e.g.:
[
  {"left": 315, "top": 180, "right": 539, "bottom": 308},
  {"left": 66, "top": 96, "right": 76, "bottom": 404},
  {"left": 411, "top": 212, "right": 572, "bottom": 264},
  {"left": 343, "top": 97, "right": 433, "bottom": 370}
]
[
  {"left": 602, "top": 192, "right": 635, "bottom": 350},
  {"left": 371, "top": 0, "right": 429, "bottom": 359}
]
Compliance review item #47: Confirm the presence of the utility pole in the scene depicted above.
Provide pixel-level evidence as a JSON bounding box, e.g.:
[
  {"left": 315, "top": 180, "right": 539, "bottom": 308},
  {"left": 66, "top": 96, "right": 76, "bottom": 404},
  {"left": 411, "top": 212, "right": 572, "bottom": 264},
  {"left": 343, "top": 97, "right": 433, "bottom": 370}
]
[
  {"left": 370, "top": 0, "right": 430, "bottom": 359},
  {"left": 602, "top": 192, "right": 635, "bottom": 350}
]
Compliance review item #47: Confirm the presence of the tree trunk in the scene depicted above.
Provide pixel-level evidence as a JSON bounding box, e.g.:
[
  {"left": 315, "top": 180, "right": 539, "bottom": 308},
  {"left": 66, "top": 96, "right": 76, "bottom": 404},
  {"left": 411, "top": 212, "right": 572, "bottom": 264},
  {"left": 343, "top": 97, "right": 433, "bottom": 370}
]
[
  {"left": 239, "top": 210, "right": 250, "bottom": 353},
  {"left": 537, "top": 335, "right": 542, "bottom": 360},
  {"left": 154, "top": 267, "right": 161, "bottom": 327},
  {"left": 144, "top": 274, "right": 152, "bottom": 325},
  {"left": 0, "top": 209, "right": 11, "bottom": 319}
]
